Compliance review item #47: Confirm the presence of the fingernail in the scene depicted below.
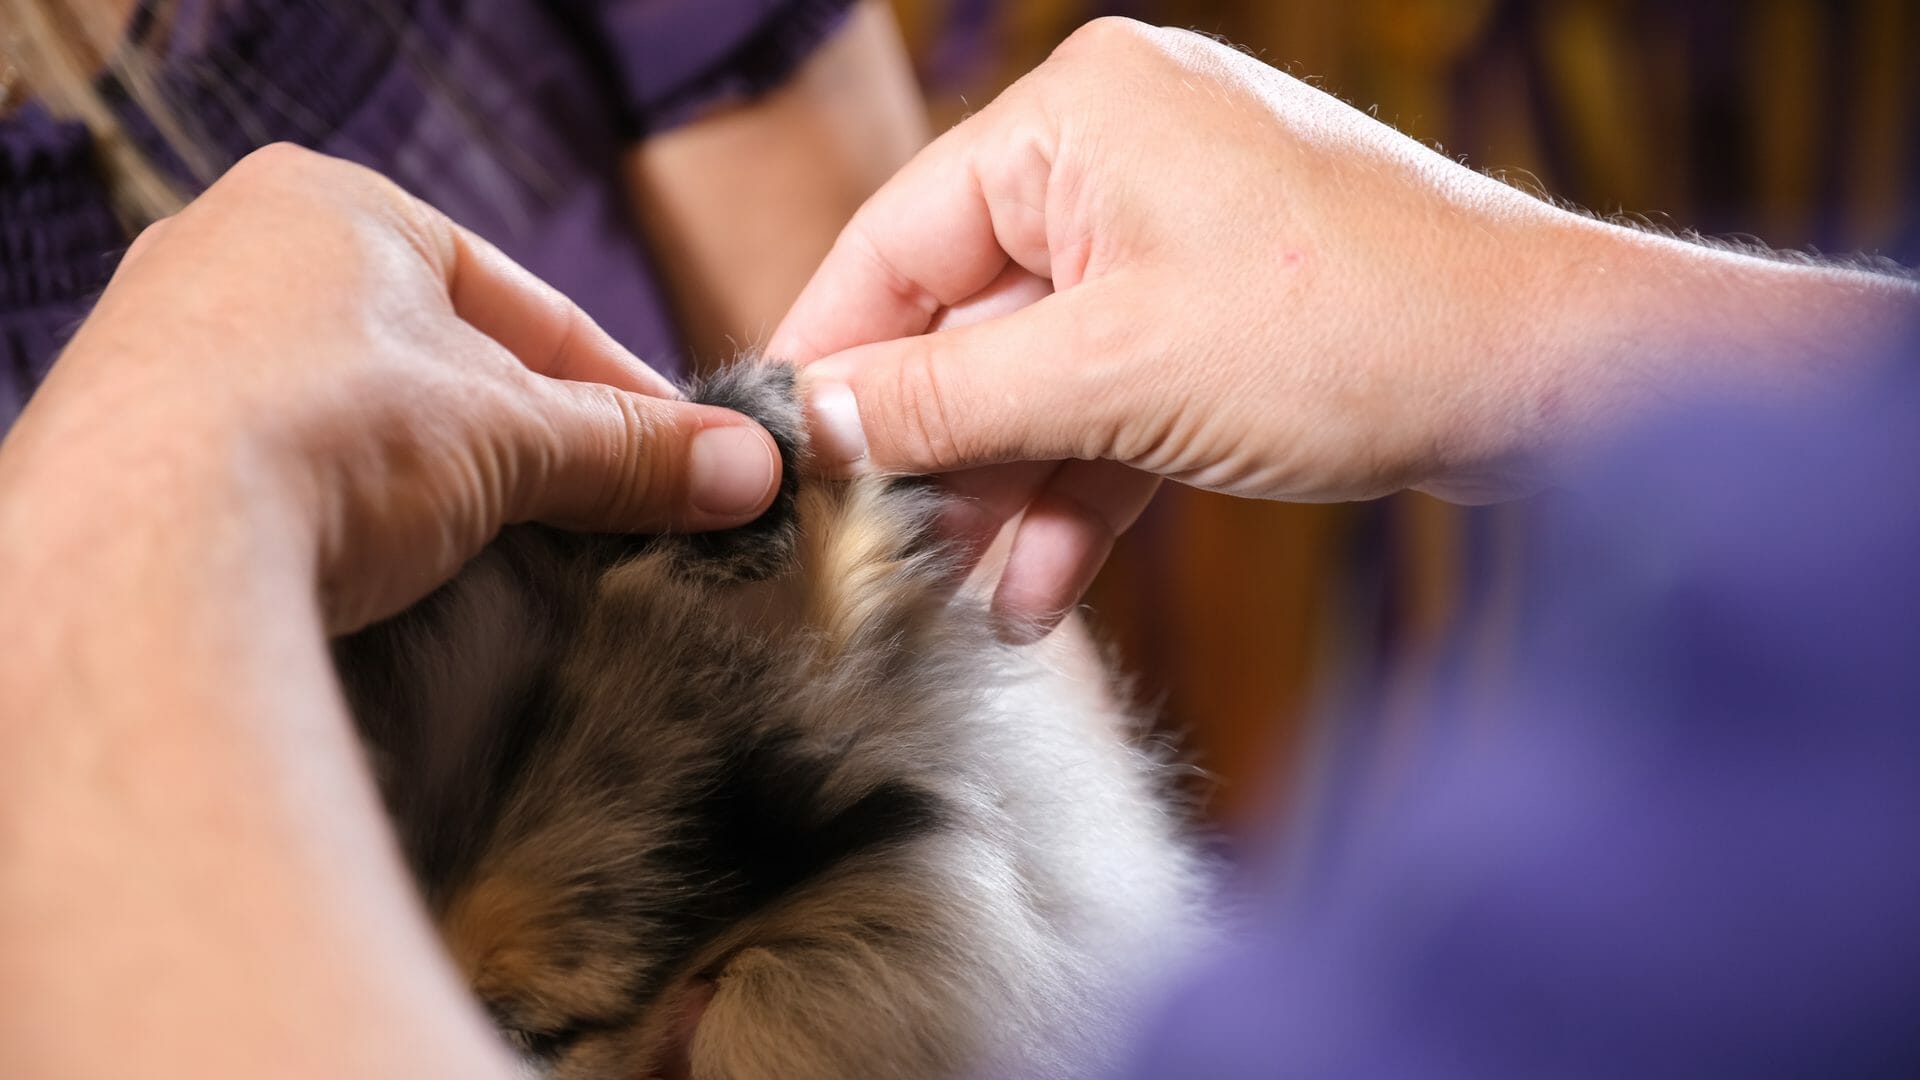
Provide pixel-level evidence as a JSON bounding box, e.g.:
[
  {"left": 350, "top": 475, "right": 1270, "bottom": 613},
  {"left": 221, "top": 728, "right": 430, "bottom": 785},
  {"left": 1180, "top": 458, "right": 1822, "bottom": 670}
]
[
  {"left": 806, "top": 380, "right": 870, "bottom": 472},
  {"left": 688, "top": 425, "right": 779, "bottom": 519}
]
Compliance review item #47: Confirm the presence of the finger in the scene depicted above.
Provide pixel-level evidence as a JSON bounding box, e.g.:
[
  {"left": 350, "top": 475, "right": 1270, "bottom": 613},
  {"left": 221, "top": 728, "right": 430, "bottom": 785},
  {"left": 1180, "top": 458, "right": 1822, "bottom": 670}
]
[
  {"left": 992, "top": 460, "right": 1160, "bottom": 643},
  {"left": 511, "top": 379, "right": 781, "bottom": 534},
  {"left": 929, "top": 263, "right": 1054, "bottom": 333},
  {"left": 768, "top": 91, "right": 1060, "bottom": 363},
  {"left": 120, "top": 216, "right": 174, "bottom": 268},
  {"left": 799, "top": 286, "right": 1131, "bottom": 475},
  {"left": 934, "top": 461, "right": 1061, "bottom": 563},
  {"left": 445, "top": 224, "right": 682, "bottom": 399}
]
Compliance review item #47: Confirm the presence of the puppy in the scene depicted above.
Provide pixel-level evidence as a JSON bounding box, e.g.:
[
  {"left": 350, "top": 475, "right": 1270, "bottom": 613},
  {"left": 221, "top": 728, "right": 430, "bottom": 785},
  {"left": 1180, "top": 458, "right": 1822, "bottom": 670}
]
[{"left": 336, "top": 361, "right": 1209, "bottom": 1079}]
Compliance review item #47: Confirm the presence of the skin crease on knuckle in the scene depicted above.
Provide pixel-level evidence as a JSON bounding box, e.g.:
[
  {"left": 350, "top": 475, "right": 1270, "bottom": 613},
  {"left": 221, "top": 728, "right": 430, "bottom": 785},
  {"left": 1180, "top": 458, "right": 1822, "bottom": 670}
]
[
  {"left": 1055, "top": 293, "right": 1144, "bottom": 462},
  {"left": 498, "top": 374, "right": 575, "bottom": 524},
  {"left": 976, "top": 134, "right": 1056, "bottom": 279},
  {"left": 565, "top": 381, "right": 677, "bottom": 528},
  {"left": 884, "top": 340, "right": 972, "bottom": 471},
  {"left": 454, "top": 367, "right": 539, "bottom": 528},
  {"left": 854, "top": 220, "right": 947, "bottom": 327}
]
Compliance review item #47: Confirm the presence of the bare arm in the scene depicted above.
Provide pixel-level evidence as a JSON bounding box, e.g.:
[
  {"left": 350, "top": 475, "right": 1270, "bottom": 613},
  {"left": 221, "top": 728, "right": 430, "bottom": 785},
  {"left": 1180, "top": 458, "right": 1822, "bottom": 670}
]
[
  {"left": 625, "top": 0, "right": 928, "bottom": 367},
  {"left": 0, "top": 466, "right": 511, "bottom": 1080}
]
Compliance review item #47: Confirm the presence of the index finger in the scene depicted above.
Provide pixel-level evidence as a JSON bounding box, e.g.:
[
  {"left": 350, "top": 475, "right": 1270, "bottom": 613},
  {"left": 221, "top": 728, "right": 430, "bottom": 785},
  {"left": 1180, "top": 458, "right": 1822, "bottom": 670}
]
[
  {"left": 767, "top": 83, "right": 1061, "bottom": 364},
  {"left": 444, "top": 224, "right": 683, "bottom": 399}
]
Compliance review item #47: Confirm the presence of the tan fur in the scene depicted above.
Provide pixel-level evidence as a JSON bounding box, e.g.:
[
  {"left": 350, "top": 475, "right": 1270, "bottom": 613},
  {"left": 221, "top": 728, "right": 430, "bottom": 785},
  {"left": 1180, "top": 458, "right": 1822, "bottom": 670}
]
[
  {"left": 794, "top": 482, "right": 949, "bottom": 660},
  {"left": 442, "top": 875, "right": 620, "bottom": 1021}
]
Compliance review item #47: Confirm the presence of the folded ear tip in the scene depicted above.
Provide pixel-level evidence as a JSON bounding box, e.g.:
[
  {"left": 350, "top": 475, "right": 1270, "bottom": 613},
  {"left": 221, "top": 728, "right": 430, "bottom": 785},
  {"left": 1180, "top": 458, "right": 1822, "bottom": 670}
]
[
  {"left": 669, "top": 356, "right": 811, "bottom": 581},
  {"left": 686, "top": 355, "right": 809, "bottom": 463}
]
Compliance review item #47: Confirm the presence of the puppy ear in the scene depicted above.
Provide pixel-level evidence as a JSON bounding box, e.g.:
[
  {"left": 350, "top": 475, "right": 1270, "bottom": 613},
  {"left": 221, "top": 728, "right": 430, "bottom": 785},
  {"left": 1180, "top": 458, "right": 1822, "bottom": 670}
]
[{"left": 665, "top": 356, "right": 809, "bottom": 582}]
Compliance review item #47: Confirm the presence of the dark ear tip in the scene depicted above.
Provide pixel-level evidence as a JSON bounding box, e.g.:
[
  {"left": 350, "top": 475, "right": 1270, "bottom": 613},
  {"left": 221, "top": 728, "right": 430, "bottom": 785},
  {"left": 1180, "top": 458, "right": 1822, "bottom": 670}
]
[{"left": 670, "top": 357, "right": 809, "bottom": 581}]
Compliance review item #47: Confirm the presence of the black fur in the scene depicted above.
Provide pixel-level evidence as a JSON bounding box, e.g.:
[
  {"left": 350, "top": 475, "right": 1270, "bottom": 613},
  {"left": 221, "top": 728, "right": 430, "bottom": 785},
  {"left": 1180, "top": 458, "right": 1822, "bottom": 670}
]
[{"left": 661, "top": 360, "right": 808, "bottom": 581}]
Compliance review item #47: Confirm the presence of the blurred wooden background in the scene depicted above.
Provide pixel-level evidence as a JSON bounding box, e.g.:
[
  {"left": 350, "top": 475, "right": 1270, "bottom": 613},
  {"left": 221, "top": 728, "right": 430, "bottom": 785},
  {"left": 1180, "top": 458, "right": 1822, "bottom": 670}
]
[{"left": 883, "top": 0, "right": 1920, "bottom": 837}]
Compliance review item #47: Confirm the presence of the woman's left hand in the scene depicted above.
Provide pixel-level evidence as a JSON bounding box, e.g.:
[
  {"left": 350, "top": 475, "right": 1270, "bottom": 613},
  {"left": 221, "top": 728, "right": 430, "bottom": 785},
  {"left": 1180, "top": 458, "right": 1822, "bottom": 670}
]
[{"left": 0, "top": 143, "right": 781, "bottom": 632}]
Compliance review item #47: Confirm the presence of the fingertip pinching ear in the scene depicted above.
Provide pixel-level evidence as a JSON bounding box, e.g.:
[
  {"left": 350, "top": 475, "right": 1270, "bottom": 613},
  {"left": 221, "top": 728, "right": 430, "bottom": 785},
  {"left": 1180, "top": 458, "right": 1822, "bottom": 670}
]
[{"left": 668, "top": 357, "right": 810, "bottom": 582}]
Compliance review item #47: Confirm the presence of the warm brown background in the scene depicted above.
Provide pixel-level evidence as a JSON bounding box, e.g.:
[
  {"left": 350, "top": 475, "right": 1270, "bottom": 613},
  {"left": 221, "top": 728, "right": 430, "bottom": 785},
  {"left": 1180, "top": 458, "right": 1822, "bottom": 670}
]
[{"left": 883, "top": 0, "right": 1920, "bottom": 835}]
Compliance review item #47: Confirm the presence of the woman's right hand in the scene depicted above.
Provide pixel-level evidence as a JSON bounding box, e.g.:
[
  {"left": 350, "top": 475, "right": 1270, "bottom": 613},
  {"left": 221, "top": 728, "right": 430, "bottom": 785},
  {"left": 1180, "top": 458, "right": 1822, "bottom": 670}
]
[{"left": 771, "top": 17, "right": 1920, "bottom": 640}]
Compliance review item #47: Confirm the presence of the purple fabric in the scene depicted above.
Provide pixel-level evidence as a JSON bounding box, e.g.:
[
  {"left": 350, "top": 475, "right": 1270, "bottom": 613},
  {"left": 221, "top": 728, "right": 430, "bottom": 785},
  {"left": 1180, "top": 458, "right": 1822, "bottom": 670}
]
[
  {"left": 571, "top": 0, "right": 860, "bottom": 133},
  {"left": 0, "top": 0, "right": 856, "bottom": 436},
  {"left": 0, "top": 109, "right": 120, "bottom": 426},
  {"left": 1115, "top": 348, "right": 1920, "bottom": 1078}
]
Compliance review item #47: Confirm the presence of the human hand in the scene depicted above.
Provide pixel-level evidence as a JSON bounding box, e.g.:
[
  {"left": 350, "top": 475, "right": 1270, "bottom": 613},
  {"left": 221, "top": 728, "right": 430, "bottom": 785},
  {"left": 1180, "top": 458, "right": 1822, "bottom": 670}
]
[
  {"left": 771, "top": 18, "right": 1919, "bottom": 640},
  {"left": 769, "top": 18, "right": 1604, "bottom": 640},
  {"left": 0, "top": 144, "right": 782, "bottom": 633}
]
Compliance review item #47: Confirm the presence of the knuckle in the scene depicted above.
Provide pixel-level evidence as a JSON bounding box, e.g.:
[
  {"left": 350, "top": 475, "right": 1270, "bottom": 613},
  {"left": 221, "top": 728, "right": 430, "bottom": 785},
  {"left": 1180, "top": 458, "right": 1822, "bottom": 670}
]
[
  {"left": 228, "top": 143, "right": 421, "bottom": 224},
  {"left": 1062, "top": 294, "right": 1146, "bottom": 459},
  {"left": 123, "top": 214, "right": 176, "bottom": 261},
  {"left": 362, "top": 167, "right": 430, "bottom": 224},
  {"left": 850, "top": 224, "right": 942, "bottom": 323},
  {"left": 489, "top": 374, "right": 553, "bottom": 515},
  {"left": 236, "top": 140, "right": 314, "bottom": 172},
  {"left": 1058, "top": 16, "right": 1154, "bottom": 60},
  {"left": 215, "top": 144, "right": 447, "bottom": 268},
  {"left": 883, "top": 340, "right": 970, "bottom": 471},
  {"left": 584, "top": 385, "right": 674, "bottom": 522},
  {"left": 225, "top": 142, "right": 325, "bottom": 191}
]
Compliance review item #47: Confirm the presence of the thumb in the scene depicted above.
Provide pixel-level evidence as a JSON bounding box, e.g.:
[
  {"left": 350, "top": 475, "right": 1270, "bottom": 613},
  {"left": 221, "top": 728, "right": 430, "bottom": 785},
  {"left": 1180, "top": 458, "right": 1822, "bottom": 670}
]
[
  {"left": 513, "top": 380, "right": 782, "bottom": 533},
  {"left": 798, "top": 290, "right": 1130, "bottom": 476}
]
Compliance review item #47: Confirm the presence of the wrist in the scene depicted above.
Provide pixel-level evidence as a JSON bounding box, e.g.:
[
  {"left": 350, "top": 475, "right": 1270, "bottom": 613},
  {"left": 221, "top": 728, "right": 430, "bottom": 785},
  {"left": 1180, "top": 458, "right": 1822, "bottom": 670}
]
[
  {"left": 0, "top": 403, "right": 323, "bottom": 711},
  {"left": 0, "top": 393, "right": 317, "bottom": 580}
]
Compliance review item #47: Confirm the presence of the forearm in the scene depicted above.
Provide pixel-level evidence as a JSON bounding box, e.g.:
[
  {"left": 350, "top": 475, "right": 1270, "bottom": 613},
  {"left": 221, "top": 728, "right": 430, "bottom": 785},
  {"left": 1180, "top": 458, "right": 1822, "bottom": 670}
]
[
  {"left": 1560, "top": 217, "right": 1919, "bottom": 393},
  {"left": 0, "top": 447, "right": 508, "bottom": 1078},
  {"left": 1424, "top": 207, "right": 1920, "bottom": 500}
]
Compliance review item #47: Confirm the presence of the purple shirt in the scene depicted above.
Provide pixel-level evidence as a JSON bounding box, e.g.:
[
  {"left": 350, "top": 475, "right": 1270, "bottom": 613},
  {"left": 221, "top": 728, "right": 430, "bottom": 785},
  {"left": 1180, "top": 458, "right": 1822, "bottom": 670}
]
[
  {"left": 0, "top": 0, "right": 856, "bottom": 433},
  {"left": 1118, "top": 348, "right": 1920, "bottom": 1077}
]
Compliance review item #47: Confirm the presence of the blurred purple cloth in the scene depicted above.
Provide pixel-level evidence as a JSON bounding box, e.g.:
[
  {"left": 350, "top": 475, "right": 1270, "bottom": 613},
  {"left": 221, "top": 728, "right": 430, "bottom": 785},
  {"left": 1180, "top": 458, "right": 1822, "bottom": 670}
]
[
  {"left": 1119, "top": 348, "right": 1920, "bottom": 1077},
  {"left": 0, "top": 0, "right": 854, "bottom": 433}
]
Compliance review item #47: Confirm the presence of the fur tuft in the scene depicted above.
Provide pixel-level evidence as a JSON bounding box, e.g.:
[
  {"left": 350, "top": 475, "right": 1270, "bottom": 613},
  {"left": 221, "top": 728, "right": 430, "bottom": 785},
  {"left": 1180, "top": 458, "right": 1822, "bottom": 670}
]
[{"left": 663, "top": 358, "right": 808, "bottom": 582}]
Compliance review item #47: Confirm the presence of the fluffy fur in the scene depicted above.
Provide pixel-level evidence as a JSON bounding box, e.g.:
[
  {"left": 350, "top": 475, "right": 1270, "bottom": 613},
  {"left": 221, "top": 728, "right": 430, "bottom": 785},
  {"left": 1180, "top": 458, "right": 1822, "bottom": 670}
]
[{"left": 335, "top": 361, "right": 1209, "bottom": 1079}]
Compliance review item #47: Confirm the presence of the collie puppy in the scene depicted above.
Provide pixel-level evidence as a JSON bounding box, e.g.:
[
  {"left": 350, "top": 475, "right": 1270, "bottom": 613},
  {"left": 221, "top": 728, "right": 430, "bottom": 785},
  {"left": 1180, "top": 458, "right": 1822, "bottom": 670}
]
[{"left": 336, "top": 361, "right": 1209, "bottom": 1079}]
